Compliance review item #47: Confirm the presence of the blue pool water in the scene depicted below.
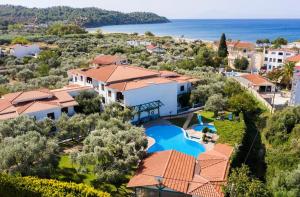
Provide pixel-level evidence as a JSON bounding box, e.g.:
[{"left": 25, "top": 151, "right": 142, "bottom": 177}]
[
  {"left": 146, "top": 125, "right": 205, "bottom": 158},
  {"left": 193, "top": 124, "right": 217, "bottom": 133}
]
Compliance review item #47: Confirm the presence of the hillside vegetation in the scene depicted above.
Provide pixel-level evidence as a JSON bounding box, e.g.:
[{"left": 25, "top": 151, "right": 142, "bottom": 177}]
[{"left": 0, "top": 5, "right": 169, "bottom": 27}]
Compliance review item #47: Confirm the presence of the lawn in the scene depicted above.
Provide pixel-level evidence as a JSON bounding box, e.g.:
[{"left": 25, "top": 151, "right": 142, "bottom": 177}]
[
  {"left": 53, "top": 154, "right": 96, "bottom": 185},
  {"left": 200, "top": 111, "right": 246, "bottom": 146}
]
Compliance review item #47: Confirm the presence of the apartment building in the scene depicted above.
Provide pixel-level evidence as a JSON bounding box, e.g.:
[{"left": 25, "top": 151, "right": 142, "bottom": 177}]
[{"left": 68, "top": 65, "right": 198, "bottom": 123}]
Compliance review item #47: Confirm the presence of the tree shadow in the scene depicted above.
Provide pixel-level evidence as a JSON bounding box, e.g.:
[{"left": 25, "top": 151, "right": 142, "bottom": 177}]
[{"left": 231, "top": 112, "right": 267, "bottom": 181}]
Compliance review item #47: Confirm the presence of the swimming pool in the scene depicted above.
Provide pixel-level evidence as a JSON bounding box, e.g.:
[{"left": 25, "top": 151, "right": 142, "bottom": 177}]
[
  {"left": 146, "top": 125, "right": 205, "bottom": 158},
  {"left": 193, "top": 124, "right": 217, "bottom": 133}
]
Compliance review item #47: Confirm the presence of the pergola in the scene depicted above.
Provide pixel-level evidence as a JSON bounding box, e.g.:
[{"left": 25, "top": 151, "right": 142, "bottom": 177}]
[{"left": 132, "top": 100, "right": 164, "bottom": 124}]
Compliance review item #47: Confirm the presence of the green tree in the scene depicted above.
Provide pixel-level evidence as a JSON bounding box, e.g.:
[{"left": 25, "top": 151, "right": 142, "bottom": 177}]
[
  {"left": 75, "top": 91, "right": 102, "bottom": 114},
  {"left": 145, "top": 31, "right": 154, "bottom": 37},
  {"left": 47, "top": 23, "right": 87, "bottom": 36},
  {"left": 234, "top": 57, "right": 249, "bottom": 70},
  {"left": 224, "top": 165, "right": 270, "bottom": 197},
  {"left": 272, "top": 37, "right": 288, "bottom": 47},
  {"left": 228, "top": 92, "right": 257, "bottom": 114},
  {"left": 101, "top": 103, "right": 133, "bottom": 122},
  {"left": 218, "top": 33, "right": 228, "bottom": 58},
  {"left": 281, "top": 61, "right": 295, "bottom": 89},
  {"left": 16, "top": 68, "right": 34, "bottom": 82},
  {"left": 204, "top": 94, "right": 227, "bottom": 117},
  {"left": 74, "top": 118, "right": 147, "bottom": 183},
  {"left": 37, "top": 63, "right": 50, "bottom": 77},
  {"left": 0, "top": 75, "right": 9, "bottom": 84},
  {"left": 0, "top": 131, "right": 58, "bottom": 176},
  {"left": 11, "top": 36, "right": 29, "bottom": 45}
]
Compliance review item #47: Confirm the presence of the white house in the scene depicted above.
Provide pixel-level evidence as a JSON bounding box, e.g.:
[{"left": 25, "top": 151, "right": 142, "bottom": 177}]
[
  {"left": 10, "top": 44, "right": 40, "bottom": 58},
  {"left": 0, "top": 84, "right": 92, "bottom": 121},
  {"left": 290, "top": 65, "right": 300, "bottom": 106},
  {"left": 90, "top": 55, "right": 128, "bottom": 66},
  {"left": 263, "top": 48, "right": 298, "bottom": 72},
  {"left": 286, "top": 42, "right": 300, "bottom": 49},
  {"left": 146, "top": 45, "right": 166, "bottom": 54},
  {"left": 68, "top": 65, "right": 198, "bottom": 123},
  {"left": 127, "top": 40, "right": 152, "bottom": 47}
]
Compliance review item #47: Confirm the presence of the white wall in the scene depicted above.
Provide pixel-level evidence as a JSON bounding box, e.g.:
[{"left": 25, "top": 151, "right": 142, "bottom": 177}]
[
  {"left": 26, "top": 107, "right": 61, "bottom": 121},
  {"left": 10, "top": 44, "right": 40, "bottom": 58},
  {"left": 123, "top": 82, "right": 178, "bottom": 120},
  {"left": 263, "top": 49, "right": 297, "bottom": 71}
]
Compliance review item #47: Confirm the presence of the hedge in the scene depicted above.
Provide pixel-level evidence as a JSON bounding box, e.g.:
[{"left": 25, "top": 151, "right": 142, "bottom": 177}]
[{"left": 0, "top": 174, "right": 111, "bottom": 197}]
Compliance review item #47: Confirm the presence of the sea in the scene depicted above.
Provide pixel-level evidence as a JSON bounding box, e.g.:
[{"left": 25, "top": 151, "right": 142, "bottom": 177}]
[{"left": 87, "top": 19, "right": 300, "bottom": 42}]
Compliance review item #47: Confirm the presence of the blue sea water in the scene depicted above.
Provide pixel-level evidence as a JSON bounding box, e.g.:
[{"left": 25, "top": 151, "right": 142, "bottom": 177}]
[
  {"left": 88, "top": 19, "right": 300, "bottom": 42},
  {"left": 146, "top": 125, "right": 205, "bottom": 158}
]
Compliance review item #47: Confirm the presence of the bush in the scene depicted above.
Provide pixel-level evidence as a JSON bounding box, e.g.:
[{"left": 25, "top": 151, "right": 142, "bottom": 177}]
[{"left": 0, "top": 173, "right": 110, "bottom": 197}]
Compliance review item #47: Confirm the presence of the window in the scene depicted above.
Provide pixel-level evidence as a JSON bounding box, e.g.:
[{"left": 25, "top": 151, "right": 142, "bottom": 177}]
[
  {"left": 264, "top": 57, "right": 268, "bottom": 61},
  {"left": 286, "top": 53, "right": 291, "bottom": 56},
  {"left": 101, "top": 84, "right": 105, "bottom": 91},
  {"left": 80, "top": 76, "right": 83, "bottom": 81},
  {"left": 74, "top": 76, "right": 77, "bottom": 82},
  {"left": 273, "top": 58, "right": 276, "bottom": 62},
  {"left": 265, "top": 50, "right": 268, "bottom": 54},
  {"left": 243, "top": 49, "right": 247, "bottom": 53},
  {"left": 62, "top": 107, "right": 68, "bottom": 114},
  {"left": 269, "top": 65, "right": 272, "bottom": 69},
  {"left": 108, "top": 90, "right": 112, "bottom": 97},
  {"left": 47, "top": 112, "right": 55, "bottom": 120},
  {"left": 269, "top": 58, "right": 272, "bottom": 62},
  {"left": 271, "top": 52, "right": 276, "bottom": 55},
  {"left": 278, "top": 52, "right": 283, "bottom": 55},
  {"left": 102, "top": 97, "right": 106, "bottom": 104},
  {"left": 278, "top": 59, "right": 283, "bottom": 63},
  {"left": 180, "top": 85, "right": 185, "bottom": 92},
  {"left": 87, "top": 77, "right": 92, "bottom": 84}
]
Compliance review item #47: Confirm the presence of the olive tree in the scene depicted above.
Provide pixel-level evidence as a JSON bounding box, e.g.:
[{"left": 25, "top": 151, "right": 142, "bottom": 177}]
[
  {"left": 204, "top": 94, "right": 227, "bottom": 117},
  {"left": 74, "top": 118, "right": 147, "bottom": 183},
  {"left": 0, "top": 131, "right": 58, "bottom": 176}
]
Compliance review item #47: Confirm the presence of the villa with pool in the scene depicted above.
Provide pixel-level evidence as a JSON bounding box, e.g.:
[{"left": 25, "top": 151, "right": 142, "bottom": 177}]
[{"left": 128, "top": 114, "right": 234, "bottom": 197}]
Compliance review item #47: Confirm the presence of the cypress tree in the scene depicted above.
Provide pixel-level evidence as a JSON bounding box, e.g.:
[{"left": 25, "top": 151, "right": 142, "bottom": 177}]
[{"left": 218, "top": 33, "right": 228, "bottom": 58}]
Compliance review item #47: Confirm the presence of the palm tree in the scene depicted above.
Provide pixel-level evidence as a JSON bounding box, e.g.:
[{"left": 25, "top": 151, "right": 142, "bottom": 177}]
[{"left": 281, "top": 62, "right": 295, "bottom": 89}]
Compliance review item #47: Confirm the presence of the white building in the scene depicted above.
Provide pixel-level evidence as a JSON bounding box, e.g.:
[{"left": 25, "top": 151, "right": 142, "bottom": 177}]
[
  {"left": 127, "top": 40, "right": 152, "bottom": 47},
  {"left": 146, "top": 45, "right": 166, "bottom": 54},
  {"left": 290, "top": 65, "right": 300, "bottom": 106},
  {"left": 0, "top": 84, "right": 92, "bottom": 121},
  {"left": 68, "top": 65, "right": 198, "bottom": 123},
  {"left": 286, "top": 42, "right": 300, "bottom": 49},
  {"left": 90, "top": 55, "right": 128, "bottom": 66},
  {"left": 213, "top": 41, "right": 262, "bottom": 72},
  {"left": 10, "top": 44, "right": 40, "bottom": 58},
  {"left": 263, "top": 48, "right": 298, "bottom": 72}
]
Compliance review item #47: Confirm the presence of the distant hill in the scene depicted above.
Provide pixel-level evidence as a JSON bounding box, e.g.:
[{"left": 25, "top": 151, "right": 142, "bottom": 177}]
[{"left": 0, "top": 5, "right": 169, "bottom": 27}]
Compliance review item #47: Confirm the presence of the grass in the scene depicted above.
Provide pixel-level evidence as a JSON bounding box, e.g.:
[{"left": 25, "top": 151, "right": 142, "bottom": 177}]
[
  {"left": 53, "top": 154, "right": 96, "bottom": 185},
  {"left": 199, "top": 111, "right": 246, "bottom": 146}
]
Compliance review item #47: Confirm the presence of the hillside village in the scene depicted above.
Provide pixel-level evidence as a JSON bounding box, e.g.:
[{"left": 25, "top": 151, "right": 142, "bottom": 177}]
[{"left": 0, "top": 16, "right": 300, "bottom": 197}]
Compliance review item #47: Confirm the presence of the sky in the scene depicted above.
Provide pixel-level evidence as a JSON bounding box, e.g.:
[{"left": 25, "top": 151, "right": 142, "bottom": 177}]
[{"left": 2, "top": 0, "right": 300, "bottom": 19}]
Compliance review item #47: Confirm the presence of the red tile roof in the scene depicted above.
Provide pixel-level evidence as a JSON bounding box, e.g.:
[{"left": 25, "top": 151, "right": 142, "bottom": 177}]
[
  {"left": 128, "top": 144, "right": 233, "bottom": 197},
  {"left": 286, "top": 54, "right": 300, "bottom": 63},
  {"left": 241, "top": 74, "right": 274, "bottom": 86},
  {"left": 0, "top": 88, "right": 78, "bottom": 120},
  {"left": 91, "top": 55, "right": 126, "bottom": 65}
]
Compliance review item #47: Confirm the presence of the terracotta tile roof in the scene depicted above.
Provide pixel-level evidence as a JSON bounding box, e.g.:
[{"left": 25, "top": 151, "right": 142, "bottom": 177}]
[
  {"left": 241, "top": 74, "right": 274, "bottom": 86},
  {"left": 146, "top": 45, "right": 157, "bottom": 50},
  {"left": 107, "top": 77, "right": 175, "bottom": 92},
  {"left": 91, "top": 55, "right": 125, "bottom": 65},
  {"left": 0, "top": 88, "right": 78, "bottom": 120},
  {"left": 227, "top": 41, "right": 255, "bottom": 49},
  {"left": 286, "top": 54, "right": 300, "bottom": 63},
  {"left": 128, "top": 144, "right": 233, "bottom": 197},
  {"left": 3, "top": 89, "right": 53, "bottom": 105},
  {"left": 69, "top": 65, "right": 160, "bottom": 84},
  {"left": 51, "top": 84, "right": 93, "bottom": 93}
]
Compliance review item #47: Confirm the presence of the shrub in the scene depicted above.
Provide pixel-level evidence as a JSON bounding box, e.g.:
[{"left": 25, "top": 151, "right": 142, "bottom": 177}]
[{"left": 0, "top": 173, "right": 110, "bottom": 197}]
